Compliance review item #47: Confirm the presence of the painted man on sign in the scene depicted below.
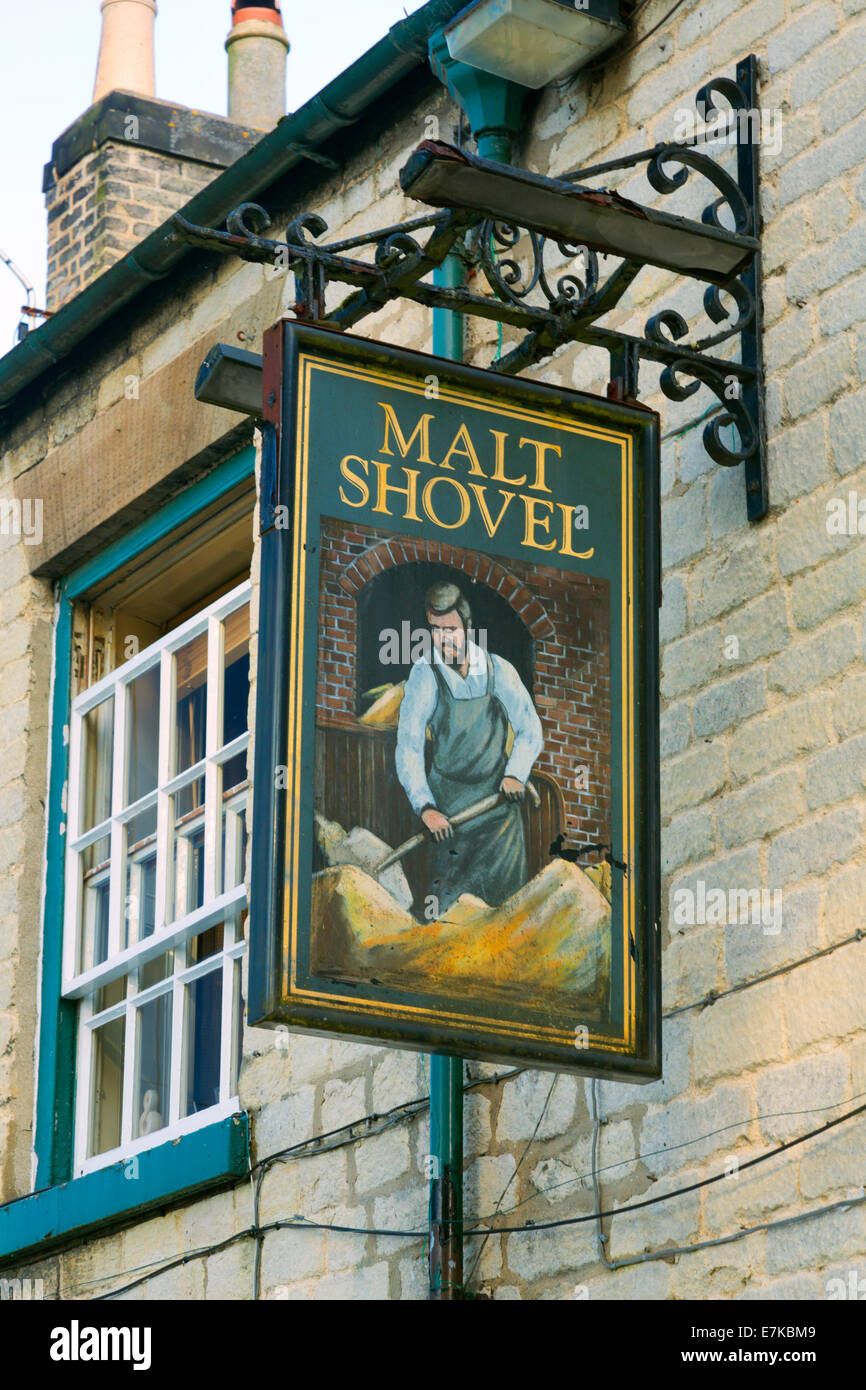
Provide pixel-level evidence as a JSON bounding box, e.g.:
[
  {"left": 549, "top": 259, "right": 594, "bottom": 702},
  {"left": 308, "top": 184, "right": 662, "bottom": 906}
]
[{"left": 396, "top": 581, "right": 544, "bottom": 913}]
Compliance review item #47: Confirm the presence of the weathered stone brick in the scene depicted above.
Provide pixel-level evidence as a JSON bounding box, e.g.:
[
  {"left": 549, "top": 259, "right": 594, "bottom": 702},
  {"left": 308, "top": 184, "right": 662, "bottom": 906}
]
[
  {"left": 768, "top": 804, "right": 863, "bottom": 885},
  {"left": 353, "top": 1128, "right": 411, "bottom": 1197},
  {"left": 321, "top": 1075, "right": 367, "bottom": 1133},
  {"left": 790, "top": 26, "right": 862, "bottom": 105},
  {"left": 824, "top": 862, "right": 866, "bottom": 944},
  {"left": 791, "top": 541, "right": 866, "bottom": 633},
  {"left": 820, "top": 62, "right": 866, "bottom": 135},
  {"left": 688, "top": 531, "right": 775, "bottom": 625},
  {"left": 766, "top": 1203, "right": 866, "bottom": 1275},
  {"left": 662, "top": 486, "right": 708, "bottom": 568},
  {"left": 757, "top": 1052, "right": 850, "bottom": 1143},
  {"left": 659, "top": 573, "right": 687, "bottom": 644},
  {"left": 834, "top": 672, "right": 866, "bottom": 740},
  {"left": 783, "top": 338, "right": 852, "bottom": 420},
  {"left": 780, "top": 115, "right": 866, "bottom": 205},
  {"left": 661, "top": 625, "right": 724, "bottom": 700},
  {"left": 496, "top": 1071, "right": 578, "bottom": 1143},
  {"left": 608, "top": 1170, "right": 701, "bottom": 1259},
  {"left": 640, "top": 1083, "right": 753, "bottom": 1178},
  {"left": 663, "top": 924, "right": 725, "bottom": 1010},
  {"left": 204, "top": 1242, "right": 252, "bottom": 1300},
  {"left": 692, "top": 982, "right": 785, "bottom": 1084},
  {"left": 722, "top": 590, "right": 790, "bottom": 665},
  {"left": 829, "top": 386, "right": 866, "bottom": 475},
  {"left": 371, "top": 1049, "right": 422, "bottom": 1113},
  {"left": 805, "top": 731, "right": 866, "bottom": 809},
  {"left": 661, "top": 742, "right": 728, "bottom": 817},
  {"left": 660, "top": 807, "right": 716, "bottom": 876},
  {"left": 768, "top": 621, "right": 857, "bottom": 696},
  {"left": 769, "top": 415, "right": 831, "bottom": 506},
  {"left": 729, "top": 693, "right": 830, "bottom": 785},
  {"left": 505, "top": 1220, "right": 595, "bottom": 1282},
  {"left": 783, "top": 941, "right": 865, "bottom": 1051},
  {"left": 252, "top": 1086, "right": 316, "bottom": 1160},
  {"left": 693, "top": 670, "right": 765, "bottom": 739},
  {"left": 583, "top": 1260, "right": 672, "bottom": 1301},
  {"left": 764, "top": 309, "right": 813, "bottom": 372},
  {"left": 716, "top": 768, "right": 803, "bottom": 848},
  {"left": 660, "top": 702, "right": 691, "bottom": 759},
  {"left": 295, "top": 1150, "right": 349, "bottom": 1215}
]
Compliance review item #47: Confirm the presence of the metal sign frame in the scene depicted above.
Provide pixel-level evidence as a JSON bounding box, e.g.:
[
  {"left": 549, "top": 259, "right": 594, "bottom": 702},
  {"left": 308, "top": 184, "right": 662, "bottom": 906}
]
[{"left": 249, "top": 321, "right": 661, "bottom": 1079}]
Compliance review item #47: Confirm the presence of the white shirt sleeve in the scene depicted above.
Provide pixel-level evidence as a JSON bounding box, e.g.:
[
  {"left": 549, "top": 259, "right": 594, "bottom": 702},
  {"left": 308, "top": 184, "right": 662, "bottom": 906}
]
[
  {"left": 395, "top": 661, "right": 439, "bottom": 816},
  {"left": 490, "top": 655, "right": 544, "bottom": 785}
]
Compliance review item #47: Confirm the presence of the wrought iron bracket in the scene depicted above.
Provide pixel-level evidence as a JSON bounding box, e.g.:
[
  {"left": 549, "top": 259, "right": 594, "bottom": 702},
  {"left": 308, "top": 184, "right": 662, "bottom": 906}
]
[{"left": 173, "top": 56, "right": 766, "bottom": 520}]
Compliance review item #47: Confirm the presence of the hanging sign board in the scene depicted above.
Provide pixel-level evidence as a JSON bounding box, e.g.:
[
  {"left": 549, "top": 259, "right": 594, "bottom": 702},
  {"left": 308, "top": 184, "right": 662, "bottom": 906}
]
[{"left": 249, "top": 321, "right": 661, "bottom": 1079}]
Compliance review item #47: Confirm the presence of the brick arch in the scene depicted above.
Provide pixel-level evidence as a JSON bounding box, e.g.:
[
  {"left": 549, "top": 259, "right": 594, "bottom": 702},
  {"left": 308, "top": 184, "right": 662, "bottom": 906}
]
[{"left": 338, "top": 537, "right": 555, "bottom": 639}]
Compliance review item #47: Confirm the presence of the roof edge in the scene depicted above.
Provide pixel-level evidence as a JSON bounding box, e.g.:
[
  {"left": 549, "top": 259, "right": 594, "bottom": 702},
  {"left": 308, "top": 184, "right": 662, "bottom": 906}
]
[{"left": 0, "top": 0, "right": 466, "bottom": 412}]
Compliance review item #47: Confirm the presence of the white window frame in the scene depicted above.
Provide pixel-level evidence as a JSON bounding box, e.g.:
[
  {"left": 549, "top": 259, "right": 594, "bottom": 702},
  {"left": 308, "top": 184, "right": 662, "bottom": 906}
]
[{"left": 63, "top": 580, "right": 251, "bottom": 1177}]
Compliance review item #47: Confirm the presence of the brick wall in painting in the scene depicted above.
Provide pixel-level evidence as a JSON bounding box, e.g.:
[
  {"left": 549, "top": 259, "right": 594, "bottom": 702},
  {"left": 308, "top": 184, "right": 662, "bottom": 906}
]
[{"left": 316, "top": 517, "right": 612, "bottom": 849}]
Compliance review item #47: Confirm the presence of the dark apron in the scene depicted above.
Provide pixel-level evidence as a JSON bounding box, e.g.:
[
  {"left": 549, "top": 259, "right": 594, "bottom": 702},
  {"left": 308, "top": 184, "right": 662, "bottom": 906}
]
[{"left": 426, "top": 652, "right": 528, "bottom": 912}]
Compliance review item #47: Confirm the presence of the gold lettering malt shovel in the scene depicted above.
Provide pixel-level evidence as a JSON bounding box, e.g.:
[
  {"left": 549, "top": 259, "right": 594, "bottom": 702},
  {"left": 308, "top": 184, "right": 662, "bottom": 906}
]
[{"left": 373, "top": 780, "right": 541, "bottom": 875}]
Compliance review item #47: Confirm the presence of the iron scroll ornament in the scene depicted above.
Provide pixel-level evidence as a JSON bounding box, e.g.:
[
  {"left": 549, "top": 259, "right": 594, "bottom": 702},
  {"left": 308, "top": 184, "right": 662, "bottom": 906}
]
[{"left": 171, "top": 57, "right": 766, "bottom": 517}]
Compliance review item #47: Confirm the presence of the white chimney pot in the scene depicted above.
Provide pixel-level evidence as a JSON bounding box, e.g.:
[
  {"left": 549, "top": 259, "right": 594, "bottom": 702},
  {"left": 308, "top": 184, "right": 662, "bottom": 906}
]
[{"left": 93, "top": 0, "right": 157, "bottom": 103}]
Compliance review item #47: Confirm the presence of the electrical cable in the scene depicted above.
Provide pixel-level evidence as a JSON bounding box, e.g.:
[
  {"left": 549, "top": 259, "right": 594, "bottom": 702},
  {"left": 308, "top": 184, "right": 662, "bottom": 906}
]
[
  {"left": 90, "top": 1095, "right": 866, "bottom": 1299},
  {"left": 464, "top": 1074, "right": 559, "bottom": 1288},
  {"left": 59, "top": 1082, "right": 864, "bottom": 1298},
  {"left": 663, "top": 928, "right": 865, "bottom": 1020},
  {"left": 591, "top": 0, "right": 691, "bottom": 69},
  {"left": 462, "top": 1098, "right": 866, "bottom": 1237},
  {"left": 488, "top": 1087, "right": 866, "bottom": 1222},
  {"left": 590, "top": 1077, "right": 614, "bottom": 1268}
]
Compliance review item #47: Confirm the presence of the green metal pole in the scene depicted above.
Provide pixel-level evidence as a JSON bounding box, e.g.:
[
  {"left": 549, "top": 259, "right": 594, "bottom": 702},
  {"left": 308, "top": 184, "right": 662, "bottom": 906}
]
[{"left": 428, "top": 252, "right": 465, "bottom": 1301}]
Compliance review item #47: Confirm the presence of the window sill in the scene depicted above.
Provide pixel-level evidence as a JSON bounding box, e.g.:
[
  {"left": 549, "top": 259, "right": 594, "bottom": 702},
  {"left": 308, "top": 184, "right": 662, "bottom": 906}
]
[{"left": 0, "top": 1112, "right": 249, "bottom": 1270}]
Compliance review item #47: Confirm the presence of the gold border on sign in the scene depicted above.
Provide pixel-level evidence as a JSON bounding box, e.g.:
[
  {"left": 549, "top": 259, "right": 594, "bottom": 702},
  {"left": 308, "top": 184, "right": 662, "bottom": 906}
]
[{"left": 281, "top": 353, "right": 638, "bottom": 1052}]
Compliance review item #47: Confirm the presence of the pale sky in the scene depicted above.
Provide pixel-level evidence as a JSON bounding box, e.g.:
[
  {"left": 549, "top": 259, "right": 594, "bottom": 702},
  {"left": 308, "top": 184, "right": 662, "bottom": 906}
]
[{"left": 0, "top": 0, "right": 429, "bottom": 350}]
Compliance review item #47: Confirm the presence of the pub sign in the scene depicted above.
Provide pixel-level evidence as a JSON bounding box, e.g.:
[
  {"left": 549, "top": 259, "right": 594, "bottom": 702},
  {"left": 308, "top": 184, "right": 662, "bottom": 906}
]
[{"left": 249, "top": 322, "right": 661, "bottom": 1078}]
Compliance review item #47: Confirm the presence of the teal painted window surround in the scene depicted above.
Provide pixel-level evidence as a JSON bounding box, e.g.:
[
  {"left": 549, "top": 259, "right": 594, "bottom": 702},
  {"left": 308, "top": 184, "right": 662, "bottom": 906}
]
[
  {"left": 5, "top": 445, "right": 256, "bottom": 1267},
  {"left": 0, "top": 1113, "right": 249, "bottom": 1271}
]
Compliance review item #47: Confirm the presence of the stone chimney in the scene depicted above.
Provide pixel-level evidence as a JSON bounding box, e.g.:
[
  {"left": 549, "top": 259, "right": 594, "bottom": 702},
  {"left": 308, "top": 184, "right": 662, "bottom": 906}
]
[
  {"left": 226, "top": 2, "right": 289, "bottom": 130},
  {"left": 93, "top": 0, "right": 157, "bottom": 103},
  {"left": 43, "top": 0, "right": 269, "bottom": 312}
]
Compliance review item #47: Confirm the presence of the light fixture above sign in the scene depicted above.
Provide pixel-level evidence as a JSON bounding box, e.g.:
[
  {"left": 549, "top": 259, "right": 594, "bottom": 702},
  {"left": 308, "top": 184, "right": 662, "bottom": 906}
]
[{"left": 443, "top": 0, "right": 627, "bottom": 89}]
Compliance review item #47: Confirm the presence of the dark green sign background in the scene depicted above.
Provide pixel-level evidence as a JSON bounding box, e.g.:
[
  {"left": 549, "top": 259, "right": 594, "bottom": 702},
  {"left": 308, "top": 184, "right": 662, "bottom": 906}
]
[{"left": 250, "top": 323, "right": 661, "bottom": 1079}]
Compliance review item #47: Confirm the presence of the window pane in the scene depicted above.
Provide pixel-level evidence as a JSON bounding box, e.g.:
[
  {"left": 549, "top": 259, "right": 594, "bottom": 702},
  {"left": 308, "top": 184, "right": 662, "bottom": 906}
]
[
  {"left": 81, "top": 696, "right": 114, "bottom": 832},
  {"left": 175, "top": 632, "right": 207, "bottom": 774},
  {"left": 125, "top": 665, "right": 160, "bottom": 805},
  {"left": 134, "top": 993, "right": 171, "bottom": 1140},
  {"left": 222, "top": 747, "right": 247, "bottom": 798},
  {"left": 231, "top": 954, "right": 245, "bottom": 1097},
  {"left": 183, "top": 969, "right": 222, "bottom": 1117},
  {"left": 96, "top": 977, "right": 126, "bottom": 1013},
  {"left": 140, "top": 953, "right": 173, "bottom": 990},
  {"left": 220, "top": 792, "right": 247, "bottom": 893},
  {"left": 124, "top": 805, "right": 157, "bottom": 947},
  {"left": 171, "top": 776, "right": 205, "bottom": 920},
  {"left": 223, "top": 605, "right": 250, "bottom": 748},
  {"left": 80, "top": 835, "right": 111, "bottom": 973},
  {"left": 190, "top": 924, "right": 223, "bottom": 964},
  {"left": 89, "top": 1015, "right": 125, "bottom": 1157}
]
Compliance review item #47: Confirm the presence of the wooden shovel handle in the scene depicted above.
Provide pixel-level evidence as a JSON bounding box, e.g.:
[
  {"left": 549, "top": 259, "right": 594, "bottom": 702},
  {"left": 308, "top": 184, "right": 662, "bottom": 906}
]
[{"left": 374, "top": 779, "right": 541, "bottom": 873}]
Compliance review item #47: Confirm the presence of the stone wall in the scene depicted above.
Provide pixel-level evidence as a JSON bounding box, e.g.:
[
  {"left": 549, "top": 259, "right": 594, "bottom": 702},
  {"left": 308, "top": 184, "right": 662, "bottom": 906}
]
[
  {"left": 1, "top": 0, "right": 866, "bottom": 1300},
  {"left": 45, "top": 143, "right": 218, "bottom": 311}
]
